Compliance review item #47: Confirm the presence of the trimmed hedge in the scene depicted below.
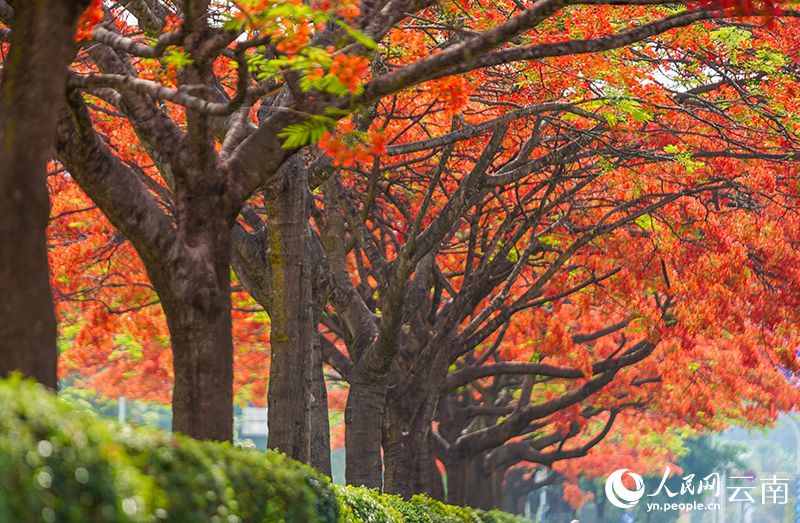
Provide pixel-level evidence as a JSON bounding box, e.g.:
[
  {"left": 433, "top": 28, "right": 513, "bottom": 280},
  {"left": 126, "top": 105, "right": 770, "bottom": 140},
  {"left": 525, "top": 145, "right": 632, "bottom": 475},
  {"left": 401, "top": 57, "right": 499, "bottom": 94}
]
[
  {"left": 0, "top": 377, "right": 531, "bottom": 523},
  {"left": 335, "top": 486, "right": 531, "bottom": 523},
  {"left": 0, "top": 377, "right": 336, "bottom": 523}
]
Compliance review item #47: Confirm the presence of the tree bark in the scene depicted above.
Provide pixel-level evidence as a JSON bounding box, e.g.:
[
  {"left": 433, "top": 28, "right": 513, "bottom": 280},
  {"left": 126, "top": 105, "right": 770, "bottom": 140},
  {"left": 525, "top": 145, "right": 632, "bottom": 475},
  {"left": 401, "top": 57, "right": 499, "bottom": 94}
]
[
  {"left": 446, "top": 454, "right": 494, "bottom": 508},
  {"left": 345, "top": 372, "right": 387, "bottom": 488},
  {"left": 383, "top": 382, "right": 444, "bottom": 499},
  {"left": 166, "top": 302, "right": 234, "bottom": 439},
  {"left": 161, "top": 231, "right": 234, "bottom": 440},
  {"left": 445, "top": 458, "right": 470, "bottom": 506},
  {"left": 263, "top": 161, "right": 314, "bottom": 462},
  {"left": 383, "top": 423, "right": 443, "bottom": 499},
  {"left": 0, "top": 0, "right": 88, "bottom": 388},
  {"left": 491, "top": 465, "right": 508, "bottom": 511},
  {"left": 231, "top": 172, "right": 331, "bottom": 469},
  {"left": 310, "top": 325, "right": 332, "bottom": 476}
]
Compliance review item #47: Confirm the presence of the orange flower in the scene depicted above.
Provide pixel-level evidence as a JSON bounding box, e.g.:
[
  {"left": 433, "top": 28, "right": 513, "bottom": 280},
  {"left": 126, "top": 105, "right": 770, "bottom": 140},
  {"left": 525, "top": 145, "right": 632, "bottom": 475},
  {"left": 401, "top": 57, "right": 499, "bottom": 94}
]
[
  {"left": 329, "top": 54, "right": 370, "bottom": 92},
  {"left": 75, "top": 0, "right": 104, "bottom": 42}
]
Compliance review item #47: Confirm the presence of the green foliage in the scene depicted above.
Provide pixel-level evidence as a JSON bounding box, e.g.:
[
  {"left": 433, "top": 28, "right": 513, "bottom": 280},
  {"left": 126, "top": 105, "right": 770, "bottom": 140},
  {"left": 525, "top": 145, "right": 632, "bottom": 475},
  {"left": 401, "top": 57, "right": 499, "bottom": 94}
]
[
  {"left": 231, "top": 4, "right": 376, "bottom": 97},
  {"left": 161, "top": 49, "right": 194, "bottom": 68},
  {"left": 634, "top": 213, "right": 658, "bottom": 232},
  {"left": 710, "top": 27, "right": 752, "bottom": 48},
  {"left": 336, "top": 485, "right": 402, "bottom": 523},
  {"left": 0, "top": 378, "right": 530, "bottom": 523},
  {"left": 590, "top": 89, "right": 653, "bottom": 126},
  {"left": 277, "top": 114, "right": 336, "bottom": 149},
  {"left": 474, "top": 510, "right": 534, "bottom": 523},
  {"left": 247, "top": 47, "right": 332, "bottom": 82},
  {"left": 300, "top": 73, "right": 362, "bottom": 98},
  {"left": 222, "top": 2, "right": 324, "bottom": 32},
  {"left": 662, "top": 144, "right": 705, "bottom": 175},
  {"left": 752, "top": 48, "right": 786, "bottom": 74},
  {"left": 0, "top": 376, "right": 337, "bottom": 523},
  {"left": 334, "top": 485, "right": 533, "bottom": 523},
  {"left": 614, "top": 98, "right": 652, "bottom": 123}
]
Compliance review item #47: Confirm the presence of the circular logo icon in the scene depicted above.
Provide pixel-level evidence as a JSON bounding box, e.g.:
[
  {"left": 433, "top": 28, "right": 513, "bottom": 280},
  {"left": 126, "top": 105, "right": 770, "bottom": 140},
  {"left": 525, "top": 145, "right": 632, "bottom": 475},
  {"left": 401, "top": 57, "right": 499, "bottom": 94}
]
[{"left": 605, "top": 468, "right": 645, "bottom": 509}]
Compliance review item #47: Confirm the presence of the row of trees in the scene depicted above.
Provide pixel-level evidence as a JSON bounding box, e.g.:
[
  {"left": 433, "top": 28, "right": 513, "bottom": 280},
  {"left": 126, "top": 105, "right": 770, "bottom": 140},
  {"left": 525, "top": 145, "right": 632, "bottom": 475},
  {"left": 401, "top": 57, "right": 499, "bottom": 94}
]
[{"left": 4, "top": 0, "right": 800, "bottom": 510}]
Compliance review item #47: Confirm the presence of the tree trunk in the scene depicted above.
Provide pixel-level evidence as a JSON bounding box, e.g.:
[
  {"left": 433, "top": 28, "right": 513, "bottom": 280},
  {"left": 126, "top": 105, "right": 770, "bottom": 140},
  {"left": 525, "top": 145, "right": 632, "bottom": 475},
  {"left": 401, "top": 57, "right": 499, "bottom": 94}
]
[
  {"left": 501, "top": 468, "right": 525, "bottom": 514},
  {"left": 491, "top": 465, "right": 508, "bottom": 511},
  {"left": 383, "top": 429, "right": 444, "bottom": 499},
  {"left": 55, "top": 104, "right": 237, "bottom": 441},
  {"left": 468, "top": 467, "right": 495, "bottom": 510},
  {"left": 310, "top": 322, "right": 332, "bottom": 476},
  {"left": 162, "top": 230, "right": 234, "bottom": 441},
  {"left": 383, "top": 430, "right": 419, "bottom": 496},
  {"left": 263, "top": 163, "right": 314, "bottom": 463},
  {"left": 514, "top": 493, "right": 526, "bottom": 516},
  {"left": 345, "top": 372, "right": 387, "bottom": 488},
  {"left": 447, "top": 454, "right": 494, "bottom": 508},
  {"left": 528, "top": 489, "right": 541, "bottom": 520},
  {"left": 446, "top": 458, "right": 470, "bottom": 506},
  {"left": 426, "top": 449, "right": 445, "bottom": 501},
  {"left": 231, "top": 166, "right": 330, "bottom": 467},
  {"left": 383, "top": 393, "right": 443, "bottom": 499},
  {"left": 0, "top": 0, "right": 88, "bottom": 388},
  {"left": 549, "top": 484, "right": 577, "bottom": 523}
]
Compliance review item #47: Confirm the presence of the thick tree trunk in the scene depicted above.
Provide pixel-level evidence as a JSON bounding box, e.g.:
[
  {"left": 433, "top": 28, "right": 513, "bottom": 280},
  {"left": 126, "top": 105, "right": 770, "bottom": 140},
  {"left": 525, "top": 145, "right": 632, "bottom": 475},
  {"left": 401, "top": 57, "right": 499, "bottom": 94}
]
[
  {"left": 425, "top": 447, "right": 445, "bottom": 501},
  {"left": 161, "top": 230, "right": 234, "bottom": 441},
  {"left": 467, "top": 469, "right": 495, "bottom": 510},
  {"left": 168, "top": 308, "right": 234, "bottom": 440},
  {"left": 383, "top": 430, "right": 420, "bottom": 496},
  {"left": 596, "top": 483, "right": 608, "bottom": 522},
  {"left": 263, "top": 165, "right": 314, "bottom": 462},
  {"left": 345, "top": 373, "right": 387, "bottom": 488},
  {"left": 231, "top": 170, "right": 330, "bottom": 467},
  {"left": 0, "top": 0, "right": 87, "bottom": 387},
  {"left": 528, "top": 490, "right": 541, "bottom": 520},
  {"left": 383, "top": 393, "right": 444, "bottom": 499},
  {"left": 548, "top": 484, "right": 577, "bottom": 523},
  {"left": 56, "top": 101, "right": 237, "bottom": 441},
  {"left": 513, "top": 493, "right": 526, "bottom": 515},
  {"left": 383, "top": 429, "right": 443, "bottom": 499}
]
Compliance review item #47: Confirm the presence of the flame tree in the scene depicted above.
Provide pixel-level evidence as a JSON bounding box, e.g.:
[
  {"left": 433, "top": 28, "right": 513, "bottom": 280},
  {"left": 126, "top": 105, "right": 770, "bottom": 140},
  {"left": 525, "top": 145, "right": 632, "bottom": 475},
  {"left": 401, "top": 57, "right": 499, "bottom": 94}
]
[{"left": 4, "top": 0, "right": 800, "bottom": 497}]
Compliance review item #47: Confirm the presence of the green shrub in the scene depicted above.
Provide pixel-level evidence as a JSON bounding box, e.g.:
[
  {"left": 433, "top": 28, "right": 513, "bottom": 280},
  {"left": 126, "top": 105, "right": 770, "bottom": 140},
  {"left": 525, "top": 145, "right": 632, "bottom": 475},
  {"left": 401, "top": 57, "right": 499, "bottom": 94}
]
[
  {"left": 0, "top": 376, "right": 337, "bottom": 523},
  {"left": 335, "top": 485, "right": 403, "bottom": 523},
  {"left": 0, "top": 376, "right": 141, "bottom": 522},
  {"left": 473, "top": 509, "right": 533, "bottom": 523},
  {"left": 335, "top": 486, "right": 532, "bottom": 523},
  {"left": 0, "top": 377, "right": 531, "bottom": 523}
]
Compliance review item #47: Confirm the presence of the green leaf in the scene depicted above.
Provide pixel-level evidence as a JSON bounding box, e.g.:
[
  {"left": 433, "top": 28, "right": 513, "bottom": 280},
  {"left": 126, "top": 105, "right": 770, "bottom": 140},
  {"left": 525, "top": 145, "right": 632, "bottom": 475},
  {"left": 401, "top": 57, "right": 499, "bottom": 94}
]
[
  {"left": 663, "top": 144, "right": 680, "bottom": 154},
  {"left": 603, "top": 111, "right": 619, "bottom": 126},
  {"left": 754, "top": 48, "right": 786, "bottom": 73},
  {"left": 162, "top": 49, "right": 194, "bottom": 68},
  {"left": 300, "top": 72, "right": 364, "bottom": 97},
  {"left": 325, "top": 107, "right": 352, "bottom": 118},
  {"left": 277, "top": 114, "right": 335, "bottom": 149},
  {"left": 635, "top": 213, "right": 658, "bottom": 231},
  {"left": 616, "top": 99, "right": 652, "bottom": 123},
  {"left": 333, "top": 19, "right": 378, "bottom": 50},
  {"left": 710, "top": 27, "right": 752, "bottom": 48}
]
